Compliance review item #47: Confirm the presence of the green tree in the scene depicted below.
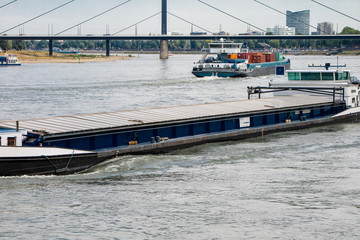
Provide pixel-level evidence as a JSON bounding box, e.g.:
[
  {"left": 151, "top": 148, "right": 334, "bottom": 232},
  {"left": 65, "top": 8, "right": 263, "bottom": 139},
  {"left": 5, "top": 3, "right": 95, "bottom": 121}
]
[
  {"left": 36, "top": 40, "right": 48, "bottom": 49},
  {"left": 247, "top": 40, "right": 255, "bottom": 49},
  {"left": 291, "top": 40, "right": 298, "bottom": 48},
  {"left": 87, "top": 41, "right": 95, "bottom": 50},
  {"left": 0, "top": 40, "right": 12, "bottom": 51},
  {"left": 53, "top": 41, "right": 61, "bottom": 48},
  {"left": 340, "top": 27, "right": 360, "bottom": 34},
  {"left": 268, "top": 40, "right": 280, "bottom": 49},
  {"left": 168, "top": 41, "right": 176, "bottom": 51},
  {"left": 12, "top": 40, "right": 26, "bottom": 51},
  {"left": 79, "top": 42, "right": 85, "bottom": 49},
  {"left": 62, "top": 41, "right": 70, "bottom": 49},
  {"left": 25, "top": 40, "right": 35, "bottom": 49},
  {"left": 179, "top": 40, "right": 187, "bottom": 49},
  {"left": 190, "top": 40, "right": 201, "bottom": 50}
]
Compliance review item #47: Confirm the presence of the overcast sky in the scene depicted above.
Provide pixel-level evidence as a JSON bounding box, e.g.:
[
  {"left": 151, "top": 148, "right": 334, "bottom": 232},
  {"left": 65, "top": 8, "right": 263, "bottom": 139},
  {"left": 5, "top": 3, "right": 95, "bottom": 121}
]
[{"left": 1, "top": 0, "right": 359, "bottom": 35}]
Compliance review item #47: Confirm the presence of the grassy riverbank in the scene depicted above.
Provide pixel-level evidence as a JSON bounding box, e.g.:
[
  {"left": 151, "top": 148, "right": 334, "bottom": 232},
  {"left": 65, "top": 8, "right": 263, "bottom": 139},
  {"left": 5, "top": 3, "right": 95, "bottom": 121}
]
[{"left": 3, "top": 51, "right": 130, "bottom": 63}]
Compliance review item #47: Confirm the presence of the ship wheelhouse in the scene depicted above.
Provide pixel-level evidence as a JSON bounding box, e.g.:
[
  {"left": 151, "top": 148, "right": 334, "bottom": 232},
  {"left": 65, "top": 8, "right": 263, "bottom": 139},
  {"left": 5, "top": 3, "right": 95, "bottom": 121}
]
[{"left": 287, "top": 70, "right": 350, "bottom": 81}]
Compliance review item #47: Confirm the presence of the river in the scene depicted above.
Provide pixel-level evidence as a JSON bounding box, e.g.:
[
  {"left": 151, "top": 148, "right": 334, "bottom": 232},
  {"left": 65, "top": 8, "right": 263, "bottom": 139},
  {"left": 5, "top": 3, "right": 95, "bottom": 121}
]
[{"left": 1, "top": 54, "right": 360, "bottom": 239}]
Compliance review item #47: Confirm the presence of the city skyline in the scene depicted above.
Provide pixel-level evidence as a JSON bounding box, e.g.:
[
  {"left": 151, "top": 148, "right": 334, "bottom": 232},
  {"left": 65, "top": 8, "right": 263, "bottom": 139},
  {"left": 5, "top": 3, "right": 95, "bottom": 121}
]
[{"left": 0, "top": 0, "right": 359, "bottom": 35}]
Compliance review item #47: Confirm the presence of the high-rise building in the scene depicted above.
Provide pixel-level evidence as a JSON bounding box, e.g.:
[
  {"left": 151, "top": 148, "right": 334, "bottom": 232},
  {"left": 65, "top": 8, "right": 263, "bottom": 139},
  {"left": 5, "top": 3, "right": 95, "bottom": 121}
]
[
  {"left": 317, "top": 22, "right": 335, "bottom": 35},
  {"left": 266, "top": 25, "right": 296, "bottom": 35},
  {"left": 286, "top": 10, "right": 310, "bottom": 35}
]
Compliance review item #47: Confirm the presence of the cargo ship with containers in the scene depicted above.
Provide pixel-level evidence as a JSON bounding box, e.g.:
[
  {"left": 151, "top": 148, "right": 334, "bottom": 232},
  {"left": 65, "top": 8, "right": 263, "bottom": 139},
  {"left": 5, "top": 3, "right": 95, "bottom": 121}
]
[
  {"left": 192, "top": 41, "right": 290, "bottom": 78},
  {"left": 1, "top": 61, "right": 360, "bottom": 176}
]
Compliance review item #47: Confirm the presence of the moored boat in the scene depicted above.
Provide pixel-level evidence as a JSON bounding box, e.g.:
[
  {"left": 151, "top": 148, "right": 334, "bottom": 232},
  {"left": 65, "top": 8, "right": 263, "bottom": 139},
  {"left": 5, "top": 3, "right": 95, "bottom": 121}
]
[
  {"left": 192, "top": 41, "right": 290, "bottom": 78},
  {"left": 0, "top": 54, "right": 21, "bottom": 66}
]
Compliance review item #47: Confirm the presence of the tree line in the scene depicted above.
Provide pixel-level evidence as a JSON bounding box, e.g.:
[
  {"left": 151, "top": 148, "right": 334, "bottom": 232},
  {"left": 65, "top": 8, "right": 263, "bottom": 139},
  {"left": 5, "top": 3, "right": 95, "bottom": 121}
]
[{"left": 1, "top": 27, "right": 359, "bottom": 52}]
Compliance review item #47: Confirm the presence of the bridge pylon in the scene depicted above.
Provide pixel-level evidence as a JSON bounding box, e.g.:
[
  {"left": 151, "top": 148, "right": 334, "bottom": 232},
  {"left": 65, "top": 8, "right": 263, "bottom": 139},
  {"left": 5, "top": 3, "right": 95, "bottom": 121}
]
[{"left": 160, "top": 0, "right": 168, "bottom": 59}]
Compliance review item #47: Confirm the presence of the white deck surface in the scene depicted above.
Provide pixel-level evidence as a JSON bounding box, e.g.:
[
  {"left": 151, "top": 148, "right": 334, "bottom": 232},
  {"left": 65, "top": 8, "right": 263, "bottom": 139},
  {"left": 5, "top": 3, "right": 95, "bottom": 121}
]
[
  {"left": 0, "top": 95, "right": 333, "bottom": 135},
  {"left": 0, "top": 147, "right": 94, "bottom": 158}
]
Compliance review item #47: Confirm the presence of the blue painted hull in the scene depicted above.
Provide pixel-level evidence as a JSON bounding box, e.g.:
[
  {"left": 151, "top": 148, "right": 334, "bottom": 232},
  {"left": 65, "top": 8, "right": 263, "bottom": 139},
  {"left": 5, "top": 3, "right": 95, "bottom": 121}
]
[
  {"left": 192, "top": 71, "right": 245, "bottom": 78},
  {"left": 0, "top": 63, "right": 21, "bottom": 66}
]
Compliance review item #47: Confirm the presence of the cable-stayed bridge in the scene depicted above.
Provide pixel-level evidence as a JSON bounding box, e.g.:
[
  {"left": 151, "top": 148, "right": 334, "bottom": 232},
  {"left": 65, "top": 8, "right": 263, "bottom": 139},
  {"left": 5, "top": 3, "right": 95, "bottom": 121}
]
[{"left": 0, "top": 0, "right": 359, "bottom": 58}]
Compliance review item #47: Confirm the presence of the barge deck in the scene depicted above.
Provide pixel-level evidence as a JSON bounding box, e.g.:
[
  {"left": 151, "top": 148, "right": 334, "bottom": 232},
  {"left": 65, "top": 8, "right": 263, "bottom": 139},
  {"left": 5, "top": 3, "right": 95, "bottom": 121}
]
[
  {"left": 0, "top": 94, "right": 349, "bottom": 159},
  {"left": 2, "top": 62, "right": 359, "bottom": 176}
]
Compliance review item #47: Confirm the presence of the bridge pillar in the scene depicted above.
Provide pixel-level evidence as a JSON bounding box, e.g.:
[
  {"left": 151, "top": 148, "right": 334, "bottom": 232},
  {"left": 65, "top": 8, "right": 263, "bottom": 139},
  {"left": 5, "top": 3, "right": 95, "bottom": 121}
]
[
  {"left": 49, "top": 39, "right": 53, "bottom": 56},
  {"left": 160, "top": 0, "right": 168, "bottom": 59},
  {"left": 106, "top": 39, "right": 110, "bottom": 57},
  {"left": 160, "top": 40, "right": 168, "bottom": 59}
]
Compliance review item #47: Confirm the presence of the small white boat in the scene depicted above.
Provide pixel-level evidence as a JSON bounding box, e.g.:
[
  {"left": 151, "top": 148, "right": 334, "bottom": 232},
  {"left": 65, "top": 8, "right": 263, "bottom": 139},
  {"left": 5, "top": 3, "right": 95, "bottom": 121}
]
[{"left": 0, "top": 54, "right": 21, "bottom": 66}]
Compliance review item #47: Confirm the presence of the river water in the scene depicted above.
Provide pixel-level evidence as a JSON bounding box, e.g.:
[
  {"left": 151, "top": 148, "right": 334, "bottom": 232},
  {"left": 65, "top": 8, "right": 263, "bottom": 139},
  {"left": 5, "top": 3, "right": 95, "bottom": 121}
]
[{"left": 1, "top": 54, "right": 360, "bottom": 239}]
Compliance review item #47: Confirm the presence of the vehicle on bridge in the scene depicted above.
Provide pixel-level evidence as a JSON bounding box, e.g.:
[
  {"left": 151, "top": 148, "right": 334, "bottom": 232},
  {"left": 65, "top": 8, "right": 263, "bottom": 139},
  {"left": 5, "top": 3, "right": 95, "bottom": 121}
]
[{"left": 192, "top": 41, "right": 290, "bottom": 78}]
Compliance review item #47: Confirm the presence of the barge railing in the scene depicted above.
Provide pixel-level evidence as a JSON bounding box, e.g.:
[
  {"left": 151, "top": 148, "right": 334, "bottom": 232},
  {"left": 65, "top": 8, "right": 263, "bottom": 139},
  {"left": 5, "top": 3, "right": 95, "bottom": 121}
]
[{"left": 247, "top": 86, "right": 345, "bottom": 103}]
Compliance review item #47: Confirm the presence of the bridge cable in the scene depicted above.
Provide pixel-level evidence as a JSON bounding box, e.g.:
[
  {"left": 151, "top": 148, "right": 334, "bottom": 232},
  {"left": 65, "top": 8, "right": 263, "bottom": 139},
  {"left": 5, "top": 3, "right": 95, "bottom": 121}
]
[
  {"left": 167, "top": 12, "right": 213, "bottom": 34},
  {"left": 0, "top": 0, "right": 74, "bottom": 34},
  {"left": 0, "top": 0, "right": 17, "bottom": 9},
  {"left": 112, "top": 11, "right": 160, "bottom": 35},
  {"left": 197, "top": 0, "right": 265, "bottom": 32},
  {"left": 55, "top": 0, "right": 131, "bottom": 35},
  {"left": 253, "top": 0, "right": 326, "bottom": 34},
  {"left": 311, "top": 0, "right": 360, "bottom": 23}
]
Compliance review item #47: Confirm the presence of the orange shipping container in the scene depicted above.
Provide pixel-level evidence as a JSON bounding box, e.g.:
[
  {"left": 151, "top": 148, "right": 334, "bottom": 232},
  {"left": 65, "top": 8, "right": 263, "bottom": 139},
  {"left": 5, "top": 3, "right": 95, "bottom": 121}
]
[
  {"left": 238, "top": 53, "right": 254, "bottom": 60},
  {"left": 264, "top": 54, "right": 275, "bottom": 62},
  {"left": 227, "top": 54, "right": 236, "bottom": 59},
  {"left": 251, "top": 55, "right": 260, "bottom": 63},
  {"left": 237, "top": 53, "right": 245, "bottom": 59},
  {"left": 252, "top": 55, "right": 266, "bottom": 63}
]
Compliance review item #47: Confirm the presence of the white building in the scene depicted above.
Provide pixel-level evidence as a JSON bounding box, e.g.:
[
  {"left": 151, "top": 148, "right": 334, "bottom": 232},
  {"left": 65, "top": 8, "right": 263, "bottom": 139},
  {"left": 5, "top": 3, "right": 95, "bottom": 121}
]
[
  {"left": 266, "top": 25, "right": 296, "bottom": 35},
  {"left": 317, "top": 22, "right": 335, "bottom": 35}
]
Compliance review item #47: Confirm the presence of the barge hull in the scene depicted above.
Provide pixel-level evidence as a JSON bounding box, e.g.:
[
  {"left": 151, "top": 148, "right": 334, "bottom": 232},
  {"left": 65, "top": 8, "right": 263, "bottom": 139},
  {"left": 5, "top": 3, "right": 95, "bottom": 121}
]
[
  {"left": 0, "top": 153, "right": 102, "bottom": 176},
  {"left": 98, "top": 109, "right": 360, "bottom": 158},
  {"left": 247, "top": 62, "right": 291, "bottom": 77},
  {"left": 4, "top": 108, "right": 356, "bottom": 176},
  {"left": 1, "top": 94, "right": 356, "bottom": 175},
  {"left": 192, "top": 60, "right": 290, "bottom": 78}
]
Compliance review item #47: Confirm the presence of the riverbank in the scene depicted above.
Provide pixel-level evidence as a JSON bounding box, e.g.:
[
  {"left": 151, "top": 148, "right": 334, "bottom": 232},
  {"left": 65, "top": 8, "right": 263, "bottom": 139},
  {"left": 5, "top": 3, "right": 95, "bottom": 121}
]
[
  {"left": 285, "top": 50, "right": 360, "bottom": 56},
  {"left": 3, "top": 49, "right": 360, "bottom": 64},
  {"left": 4, "top": 51, "right": 130, "bottom": 63},
  {"left": 90, "top": 49, "right": 360, "bottom": 56}
]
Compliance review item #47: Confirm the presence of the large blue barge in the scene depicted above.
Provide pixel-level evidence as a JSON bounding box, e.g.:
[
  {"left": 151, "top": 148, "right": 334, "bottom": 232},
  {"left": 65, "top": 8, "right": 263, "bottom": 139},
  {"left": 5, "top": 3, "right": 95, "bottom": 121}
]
[
  {"left": 0, "top": 94, "right": 353, "bottom": 153},
  {"left": 1, "top": 63, "right": 360, "bottom": 176}
]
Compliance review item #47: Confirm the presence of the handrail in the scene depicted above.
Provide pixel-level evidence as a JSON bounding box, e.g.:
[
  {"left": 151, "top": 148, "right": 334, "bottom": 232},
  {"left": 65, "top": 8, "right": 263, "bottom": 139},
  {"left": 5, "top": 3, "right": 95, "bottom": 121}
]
[{"left": 247, "top": 86, "right": 345, "bottom": 103}]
